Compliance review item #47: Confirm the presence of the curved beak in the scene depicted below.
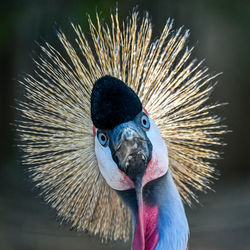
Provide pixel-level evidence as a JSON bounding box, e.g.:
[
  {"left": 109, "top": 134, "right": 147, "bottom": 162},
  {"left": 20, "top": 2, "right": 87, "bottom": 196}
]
[{"left": 109, "top": 121, "right": 152, "bottom": 183}]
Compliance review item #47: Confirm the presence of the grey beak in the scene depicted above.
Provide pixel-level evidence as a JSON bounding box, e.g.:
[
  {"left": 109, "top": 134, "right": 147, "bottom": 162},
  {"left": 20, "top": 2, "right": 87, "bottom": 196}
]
[{"left": 109, "top": 121, "right": 152, "bottom": 183}]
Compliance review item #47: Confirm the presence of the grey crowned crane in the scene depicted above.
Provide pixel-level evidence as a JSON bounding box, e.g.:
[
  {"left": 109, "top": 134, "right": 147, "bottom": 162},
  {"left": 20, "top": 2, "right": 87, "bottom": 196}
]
[{"left": 17, "top": 8, "right": 225, "bottom": 250}]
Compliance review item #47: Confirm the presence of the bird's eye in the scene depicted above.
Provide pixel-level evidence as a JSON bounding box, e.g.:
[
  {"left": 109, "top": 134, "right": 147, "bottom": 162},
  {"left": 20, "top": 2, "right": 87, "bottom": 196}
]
[
  {"left": 97, "top": 131, "right": 108, "bottom": 147},
  {"left": 140, "top": 114, "right": 150, "bottom": 130}
]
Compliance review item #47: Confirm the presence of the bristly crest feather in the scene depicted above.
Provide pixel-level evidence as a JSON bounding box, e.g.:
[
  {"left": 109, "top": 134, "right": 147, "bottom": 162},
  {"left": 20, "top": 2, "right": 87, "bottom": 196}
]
[{"left": 16, "top": 8, "right": 226, "bottom": 242}]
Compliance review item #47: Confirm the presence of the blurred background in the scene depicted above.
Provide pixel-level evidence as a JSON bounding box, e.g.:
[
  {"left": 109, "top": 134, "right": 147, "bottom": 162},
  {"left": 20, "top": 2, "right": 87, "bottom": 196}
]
[{"left": 0, "top": 0, "right": 249, "bottom": 249}]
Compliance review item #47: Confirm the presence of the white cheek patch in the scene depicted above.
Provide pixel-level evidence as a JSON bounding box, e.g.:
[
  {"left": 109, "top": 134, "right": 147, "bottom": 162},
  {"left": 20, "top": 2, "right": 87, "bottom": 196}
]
[
  {"left": 95, "top": 137, "right": 134, "bottom": 191},
  {"left": 94, "top": 117, "right": 168, "bottom": 190},
  {"left": 142, "top": 118, "right": 169, "bottom": 186}
]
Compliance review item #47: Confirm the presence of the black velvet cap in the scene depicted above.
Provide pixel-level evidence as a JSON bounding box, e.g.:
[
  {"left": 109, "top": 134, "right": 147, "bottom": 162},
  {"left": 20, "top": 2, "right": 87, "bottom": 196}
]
[{"left": 91, "top": 75, "right": 142, "bottom": 129}]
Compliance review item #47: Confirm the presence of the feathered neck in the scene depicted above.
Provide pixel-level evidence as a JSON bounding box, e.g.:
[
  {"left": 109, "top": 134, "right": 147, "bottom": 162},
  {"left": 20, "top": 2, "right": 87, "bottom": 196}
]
[
  {"left": 117, "top": 171, "right": 189, "bottom": 250},
  {"left": 155, "top": 172, "right": 189, "bottom": 250}
]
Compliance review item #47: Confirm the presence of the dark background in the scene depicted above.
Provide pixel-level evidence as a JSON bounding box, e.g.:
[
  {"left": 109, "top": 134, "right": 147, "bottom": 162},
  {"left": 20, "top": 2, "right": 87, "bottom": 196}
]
[{"left": 1, "top": 0, "right": 250, "bottom": 249}]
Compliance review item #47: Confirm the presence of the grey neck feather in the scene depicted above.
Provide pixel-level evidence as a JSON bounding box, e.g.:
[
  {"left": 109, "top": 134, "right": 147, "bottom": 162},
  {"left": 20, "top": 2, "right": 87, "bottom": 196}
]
[{"left": 155, "top": 171, "right": 189, "bottom": 250}]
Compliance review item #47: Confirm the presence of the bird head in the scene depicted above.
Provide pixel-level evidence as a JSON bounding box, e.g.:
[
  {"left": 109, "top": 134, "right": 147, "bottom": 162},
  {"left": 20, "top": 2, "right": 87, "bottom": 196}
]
[{"left": 91, "top": 76, "right": 168, "bottom": 191}]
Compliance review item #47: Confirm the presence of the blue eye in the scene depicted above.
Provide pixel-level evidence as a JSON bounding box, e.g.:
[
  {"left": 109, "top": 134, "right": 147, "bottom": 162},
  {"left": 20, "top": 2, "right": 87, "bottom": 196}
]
[
  {"left": 97, "top": 132, "right": 108, "bottom": 147},
  {"left": 141, "top": 114, "right": 150, "bottom": 130}
]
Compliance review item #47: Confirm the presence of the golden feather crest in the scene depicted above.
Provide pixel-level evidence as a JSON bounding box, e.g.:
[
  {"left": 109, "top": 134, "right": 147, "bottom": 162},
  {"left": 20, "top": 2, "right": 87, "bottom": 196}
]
[{"left": 17, "top": 9, "right": 226, "bottom": 242}]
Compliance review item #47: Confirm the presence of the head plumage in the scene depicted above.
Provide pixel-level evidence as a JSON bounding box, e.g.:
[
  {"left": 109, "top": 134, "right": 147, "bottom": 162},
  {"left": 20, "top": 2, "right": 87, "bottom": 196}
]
[
  {"left": 91, "top": 75, "right": 142, "bottom": 129},
  {"left": 16, "top": 8, "right": 226, "bottom": 242}
]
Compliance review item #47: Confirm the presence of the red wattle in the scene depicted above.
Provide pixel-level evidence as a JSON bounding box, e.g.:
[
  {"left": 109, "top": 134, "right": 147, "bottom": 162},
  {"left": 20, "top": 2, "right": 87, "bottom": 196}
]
[
  {"left": 133, "top": 200, "right": 145, "bottom": 250},
  {"left": 132, "top": 203, "right": 159, "bottom": 250}
]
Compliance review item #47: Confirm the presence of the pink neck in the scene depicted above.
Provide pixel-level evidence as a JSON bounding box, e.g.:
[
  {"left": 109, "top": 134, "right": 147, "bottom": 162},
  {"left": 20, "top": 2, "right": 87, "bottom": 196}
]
[{"left": 132, "top": 202, "right": 159, "bottom": 250}]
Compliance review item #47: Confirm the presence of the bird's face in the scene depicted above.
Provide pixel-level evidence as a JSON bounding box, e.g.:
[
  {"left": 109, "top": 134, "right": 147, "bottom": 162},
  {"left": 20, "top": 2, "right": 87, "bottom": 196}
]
[{"left": 94, "top": 110, "right": 169, "bottom": 191}]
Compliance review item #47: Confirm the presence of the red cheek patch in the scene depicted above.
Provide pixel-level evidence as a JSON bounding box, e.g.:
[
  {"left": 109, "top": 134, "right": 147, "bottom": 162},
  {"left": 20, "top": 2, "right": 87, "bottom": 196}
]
[
  {"left": 142, "top": 156, "right": 165, "bottom": 187},
  {"left": 118, "top": 168, "right": 134, "bottom": 189}
]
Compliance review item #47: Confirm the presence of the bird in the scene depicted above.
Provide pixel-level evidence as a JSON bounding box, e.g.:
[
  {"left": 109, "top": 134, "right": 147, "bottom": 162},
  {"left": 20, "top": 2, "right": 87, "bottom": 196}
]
[{"left": 16, "top": 8, "right": 226, "bottom": 250}]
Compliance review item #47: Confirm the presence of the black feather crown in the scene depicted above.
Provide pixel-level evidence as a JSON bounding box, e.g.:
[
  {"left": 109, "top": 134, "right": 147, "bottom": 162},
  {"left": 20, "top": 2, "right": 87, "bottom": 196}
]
[{"left": 91, "top": 75, "right": 142, "bottom": 129}]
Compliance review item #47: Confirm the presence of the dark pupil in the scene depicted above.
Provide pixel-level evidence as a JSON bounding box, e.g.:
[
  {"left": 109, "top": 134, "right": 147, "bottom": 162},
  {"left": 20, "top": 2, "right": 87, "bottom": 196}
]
[
  {"left": 143, "top": 118, "right": 147, "bottom": 125},
  {"left": 101, "top": 135, "right": 106, "bottom": 142}
]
